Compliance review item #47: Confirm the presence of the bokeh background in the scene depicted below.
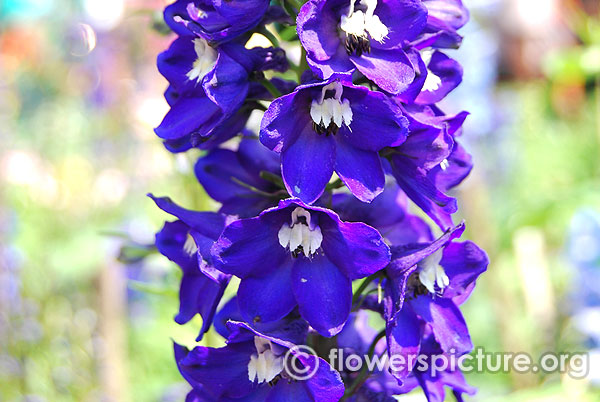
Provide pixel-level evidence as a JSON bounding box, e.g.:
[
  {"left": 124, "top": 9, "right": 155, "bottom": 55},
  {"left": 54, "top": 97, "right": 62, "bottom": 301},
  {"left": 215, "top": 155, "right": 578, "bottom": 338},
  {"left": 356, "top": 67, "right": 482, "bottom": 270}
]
[{"left": 1, "top": 0, "right": 599, "bottom": 400}]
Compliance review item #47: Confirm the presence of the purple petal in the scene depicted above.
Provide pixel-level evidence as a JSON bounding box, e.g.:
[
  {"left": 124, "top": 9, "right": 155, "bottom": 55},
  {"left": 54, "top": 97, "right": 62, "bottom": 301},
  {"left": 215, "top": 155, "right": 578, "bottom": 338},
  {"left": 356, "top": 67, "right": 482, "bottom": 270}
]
[
  {"left": 157, "top": 36, "right": 198, "bottom": 93},
  {"left": 302, "top": 355, "right": 346, "bottom": 401},
  {"left": 292, "top": 254, "right": 352, "bottom": 337},
  {"left": 281, "top": 123, "right": 336, "bottom": 204},
  {"left": 321, "top": 216, "right": 390, "bottom": 280},
  {"left": 441, "top": 241, "right": 488, "bottom": 299},
  {"left": 297, "top": 0, "right": 343, "bottom": 60},
  {"left": 386, "top": 307, "right": 423, "bottom": 380},
  {"left": 260, "top": 90, "right": 306, "bottom": 152},
  {"left": 390, "top": 153, "right": 457, "bottom": 230},
  {"left": 415, "top": 51, "right": 463, "bottom": 104},
  {"left": 203, "top": 50, "right": 249, "bottom": 114},
  {"left": 351, "top": 47, "right": 415, "bottom": 95},
  {"left": 343, "top": 86, "right": 408, "bottom": 151},
  {"left": 211, "top": 215, "right": 287, "bottom": 278},
  {"left": 334, "top": 138, "right": 386, "bottom": 202},
  {"left": 377, "top": 0, "right": 428, "bottom": 47},
  {"left": 266, "top": 381, "right": 313, "bottom": 402},
  {"left": 387, "top": 222, "right": 464, "bottom": 277},
  {"left": 174, "top": 341, "right": 255, "bottom": 399},
  {"left": 155, "top": 92, "right": 222, "bottom": 140},
  {"left": 149, "top": 194, "right": 226, "bottom": 240},
  {"left": 428, "top": 140, "right": 472, "bottom": 192},
  {"left": 396, "top": 127, "right": 454, "bottom": 171},
  {"left": 410, "top": 297, "right": 472, "bottom": 355},
  {"left": 237, "top": 258, "right": 297, "bottom": 324}
]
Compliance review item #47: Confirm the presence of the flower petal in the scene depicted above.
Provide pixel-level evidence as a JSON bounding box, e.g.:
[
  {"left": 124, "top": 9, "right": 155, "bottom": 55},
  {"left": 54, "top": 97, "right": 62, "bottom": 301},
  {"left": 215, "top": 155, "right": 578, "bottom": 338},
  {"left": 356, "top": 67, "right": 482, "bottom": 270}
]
[
  {"left": 321, "top": 215, "right": 390, "bottom": 280},
  {"left": 410, "top": 297, "right": 473, "bottom": 355},
  {"left": 212, "top": 215, "right": 288, "bottom": 278},
  {"left": 281, "top": 123, "right": 336, "bottom": 204},
  {"left": 292, "top": 254, "right": 352, "bottom": 337},
  {"left": 334, "top": 137, "right": 386, "bottom": 202},
  {"left": 237, "top": 258, "right": 297, "bottom": 324},
  {"left": 386, "top": 307, "right": 423, "bottom": 380},
  {"left": 351, "top": 47, "right": 415, "bottom": 95}
]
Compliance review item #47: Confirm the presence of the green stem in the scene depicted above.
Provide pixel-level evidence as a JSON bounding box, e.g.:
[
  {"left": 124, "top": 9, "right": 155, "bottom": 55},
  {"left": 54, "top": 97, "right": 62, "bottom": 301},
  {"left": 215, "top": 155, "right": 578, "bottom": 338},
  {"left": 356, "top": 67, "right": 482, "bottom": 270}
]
[
  {"left": 260, "top": 79, "right": 282, "bottom": 98},
  {"left": 231, "top": 177, "right": 276, "bottom": 197},
  {"left": 259, "top": 171, "right": 285, "bottom": 189},
  {"left": 351, "top": 272, "right": 380, "bottom": 306},
  {"left": 325, "top": 178, "right": 344, "bottom": 191},
  {"left": 259, "top": 26, "right": 280, "bottom": 47}
]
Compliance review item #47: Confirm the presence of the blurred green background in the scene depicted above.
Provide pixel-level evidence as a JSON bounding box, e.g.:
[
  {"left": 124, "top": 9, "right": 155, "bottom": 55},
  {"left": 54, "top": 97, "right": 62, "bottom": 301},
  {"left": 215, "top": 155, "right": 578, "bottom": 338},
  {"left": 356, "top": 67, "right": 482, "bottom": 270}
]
[{"left": 1, "top": 0, "right": 599, "bottom": 401}]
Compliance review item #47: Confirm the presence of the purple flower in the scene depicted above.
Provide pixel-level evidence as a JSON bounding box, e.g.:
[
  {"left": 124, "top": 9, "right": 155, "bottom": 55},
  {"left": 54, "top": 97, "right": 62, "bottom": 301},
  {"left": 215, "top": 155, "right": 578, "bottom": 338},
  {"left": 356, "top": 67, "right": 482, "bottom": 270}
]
[
  {"left": 165, "top": 0, "right": 271, "bottom": 44},
  {"left": 150, "top": 194, "right": 230, "bottom": 341},
  {"left": 211, "top": 198, "right": 391, "bottom": 336},
  {"left": 419, "top": 0, "right": 470, "bottom": 49},
  {"left": 387, "top": 105, "right": 471, "bottom": 229},
  {"left": 261, "top": 76, "right": 408, "bottom": 204},
  {"left": 174, "top": 320, "right": 345, "bottom": 401},
  {"left": 194, "top": 136, "right": 284, "bottom": 218},
  {"left": 158, "top": 37, "right": 287, "bottom": 113},
  {"left": 383, "top": 223, "right": 488, "bottom": 379},
  {"left": 156, "top": 35, "right": 289, "bottom": 151},
  {"left": 297, "top": 0, "right": 428, "bottom": 94},
  {"left": 395, "top": 331, "right": 476, "bottom": 402},
  {"left": 415, "top": 51, "right": 463, "bottom": 105}
]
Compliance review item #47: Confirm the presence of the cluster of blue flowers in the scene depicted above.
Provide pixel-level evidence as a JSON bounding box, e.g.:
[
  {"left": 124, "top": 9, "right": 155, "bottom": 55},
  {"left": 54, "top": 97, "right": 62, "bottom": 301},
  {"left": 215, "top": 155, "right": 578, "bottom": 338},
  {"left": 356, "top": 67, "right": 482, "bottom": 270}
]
[{"left": 150, "top": 0, "right": 489, "bottom": 400}]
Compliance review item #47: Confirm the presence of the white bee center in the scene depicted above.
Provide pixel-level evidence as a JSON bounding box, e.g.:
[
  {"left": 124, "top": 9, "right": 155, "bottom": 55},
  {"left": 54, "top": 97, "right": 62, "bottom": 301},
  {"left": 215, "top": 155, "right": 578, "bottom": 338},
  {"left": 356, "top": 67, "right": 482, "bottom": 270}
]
[
  {"left": 247, "top": 337, "right": 284, "bottom": 384},
  {"left": 422, "top": 71, "right": 443, "bottom": 92},
  {"left": 186, "top": 38, "right": 218, "bottom": 84},
  {"left": 310, "top": 82, "right": 353, "bottom": 131},
  {"left": 340, "top": 0, "right": 389, "bottom": 43},
  {"left": 420, "top": 50, "right": 442, "bottom": 92},
  {"left": 183, "top": 232, "right": 198, "bottom": 256},
  {"left": 278, "top": 207, "right": 323, "bottom": 257},
  {"left": 418, "top": 249, "right": 450, "bottom": 294}
]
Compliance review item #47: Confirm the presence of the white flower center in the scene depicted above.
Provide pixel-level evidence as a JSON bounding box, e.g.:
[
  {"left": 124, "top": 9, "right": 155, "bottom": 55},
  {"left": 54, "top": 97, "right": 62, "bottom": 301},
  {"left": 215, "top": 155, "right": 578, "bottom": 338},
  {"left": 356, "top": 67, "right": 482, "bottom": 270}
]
[
  {"left": 183, "top": 232, "right": 198, "bottom": 256},
  {"left": 278, "top": 207, "right": 323, "bottom": 258},
  {"left": 186, "top": 38, "right": 218, "bottom": 84},
  {"left": 310, "top": 82, "right": 353, "bottom": 135},
  {"left": 439, "top": 159, "right": 450, "bottom": 171},
  {"left": 247, "top": 337, "right": 284, "bottom": 384},
  {"left": 420, "top": 50, "right": 442, "bottom": 92},
  {"left": 418, "top": 249, "right": 449, "bottom": 295},
  {"left": 340, "top": 0, "right": 388, "bottom": 43},
  {"left": 422, "top": 71, "right": 442, "bottom": 92}
]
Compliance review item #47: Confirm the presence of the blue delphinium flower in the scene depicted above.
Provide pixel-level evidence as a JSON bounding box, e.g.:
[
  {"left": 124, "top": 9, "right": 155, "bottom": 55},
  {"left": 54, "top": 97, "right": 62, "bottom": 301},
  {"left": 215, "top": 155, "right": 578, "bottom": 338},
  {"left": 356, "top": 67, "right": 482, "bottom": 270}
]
[
  {"left": 211, "top": 198, "right": 391, "bottom": 336},
  {"left": 260, "top": 75, "right": 408, "bottom": 204},
  {"left": 382, "top": 223, "right": 488, "bottom": 379},
  {"left": 150, "top": 195, "right": 231, "bottom": 341},
  {"left": 174, "top": 320, "right": 345, "bottom": 401},
  {"left": 420, "top": 0, "right": 470, "bottom": 49},
  {"left": 297, "top": 0, "right": 428, "bottom": 94},
  {"left": 387, "top": 105, "right": 471, "bottom": 229},
  {"left": 147, "top": 0, "right": 485, "bottom": 399},
  {"left": 156, "top": 34, "right": 289, "bottom": 152},
  {"left": 164, "top": 0, "right": 271, "bottom": 44}
]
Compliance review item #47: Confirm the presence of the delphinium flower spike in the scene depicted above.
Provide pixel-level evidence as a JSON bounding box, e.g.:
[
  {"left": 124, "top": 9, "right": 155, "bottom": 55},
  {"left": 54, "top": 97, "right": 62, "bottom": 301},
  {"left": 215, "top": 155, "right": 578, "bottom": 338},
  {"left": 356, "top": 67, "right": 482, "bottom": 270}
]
[{"left": 148, "top": 0, "right": 488, "bottom": 400}]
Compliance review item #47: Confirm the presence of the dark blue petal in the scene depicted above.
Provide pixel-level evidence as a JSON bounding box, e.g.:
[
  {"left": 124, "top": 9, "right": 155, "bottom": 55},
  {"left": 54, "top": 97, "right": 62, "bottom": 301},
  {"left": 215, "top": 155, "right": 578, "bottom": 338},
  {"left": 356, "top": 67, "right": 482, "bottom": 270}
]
[
  {"left": 410, "top": 297, "right": 473, "bottom": 355},
  {"left": 237, "top": 258, "right": 297, "bottom": 324},
  {"left": 212, "top": 214, "right": 287, "bottom": 278},
  {"left": 292, "top": 254, "right": 352, "bottom": 337},
  {"left": 320, "top": 215, "right": 390, "bottom": 280}
]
